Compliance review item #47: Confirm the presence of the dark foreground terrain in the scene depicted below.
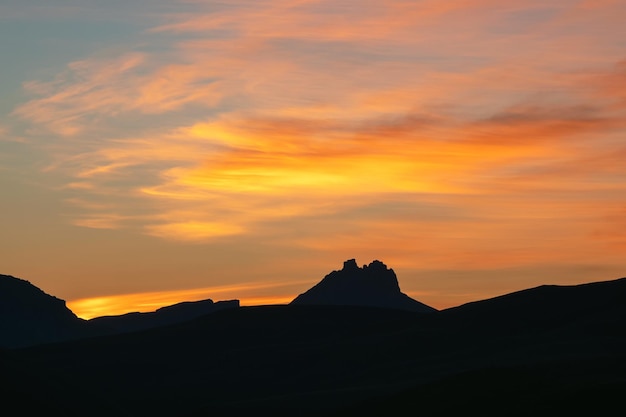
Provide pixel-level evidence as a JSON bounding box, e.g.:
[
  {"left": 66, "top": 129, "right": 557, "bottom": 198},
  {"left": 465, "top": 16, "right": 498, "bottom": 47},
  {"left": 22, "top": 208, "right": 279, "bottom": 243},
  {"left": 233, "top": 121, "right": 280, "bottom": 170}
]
[{"left": 1, "top": 277, "right": 625, "bottom": 416}]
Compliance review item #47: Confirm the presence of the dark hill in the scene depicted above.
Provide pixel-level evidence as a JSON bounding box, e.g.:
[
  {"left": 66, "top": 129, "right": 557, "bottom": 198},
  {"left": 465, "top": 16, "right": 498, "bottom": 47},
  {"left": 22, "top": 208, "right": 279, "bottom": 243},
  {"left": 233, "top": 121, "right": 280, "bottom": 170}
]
[
  {"left": 439, "top": 277, "right": 626, "bottom": 334},
  {"left": 291, "top": 259, "right": 437, "bottom": 313},
  {"left": 0, "top": 274, "right": 93, "bottom": 348}
]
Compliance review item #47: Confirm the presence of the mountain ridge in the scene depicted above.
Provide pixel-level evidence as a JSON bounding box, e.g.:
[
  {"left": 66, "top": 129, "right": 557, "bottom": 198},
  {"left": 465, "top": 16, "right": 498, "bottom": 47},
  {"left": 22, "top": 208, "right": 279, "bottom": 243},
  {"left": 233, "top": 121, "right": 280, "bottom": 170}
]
[
  {"left": 90, "top": 298, "right": 240, "bottom": 334},
  {"left": 2, "top": 270, "right": 626, "bottom": 416},
  {"left": 9, "top": 276, "right": 626, "bottom": 417},
  {"left": 0, "top": 273, "right": 240, "bottom": 347}
]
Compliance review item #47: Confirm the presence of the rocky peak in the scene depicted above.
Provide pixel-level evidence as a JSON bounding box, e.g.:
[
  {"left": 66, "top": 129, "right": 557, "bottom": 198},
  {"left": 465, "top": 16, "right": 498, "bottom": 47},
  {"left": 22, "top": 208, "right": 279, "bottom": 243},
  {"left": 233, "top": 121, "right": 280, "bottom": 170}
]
[{"left": 290, "top": 259, "right": 437, "bottom": 313}]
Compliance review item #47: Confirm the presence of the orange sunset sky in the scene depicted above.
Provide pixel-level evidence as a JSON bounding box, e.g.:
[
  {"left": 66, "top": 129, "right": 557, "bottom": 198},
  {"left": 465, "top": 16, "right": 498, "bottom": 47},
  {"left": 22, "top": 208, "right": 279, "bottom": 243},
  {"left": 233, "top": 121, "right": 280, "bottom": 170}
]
[{"left": 1, "top": 0, "right": 625, "bottom": 319}]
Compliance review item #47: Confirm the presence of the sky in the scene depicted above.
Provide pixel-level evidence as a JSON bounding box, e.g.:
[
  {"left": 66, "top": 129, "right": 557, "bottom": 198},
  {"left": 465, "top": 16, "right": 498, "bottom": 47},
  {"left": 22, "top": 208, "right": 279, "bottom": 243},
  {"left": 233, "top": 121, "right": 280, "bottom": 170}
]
[{"left": 1, "top": 0, "right": 625, "bottom": 319}]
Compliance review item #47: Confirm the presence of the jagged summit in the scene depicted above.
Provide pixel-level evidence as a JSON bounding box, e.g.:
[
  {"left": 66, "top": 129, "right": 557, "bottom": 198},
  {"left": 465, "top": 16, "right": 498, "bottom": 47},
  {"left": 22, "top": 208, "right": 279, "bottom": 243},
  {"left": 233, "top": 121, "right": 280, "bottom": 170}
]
[{"left": 290, "top": 259, "right": 437, "bottom": 313}]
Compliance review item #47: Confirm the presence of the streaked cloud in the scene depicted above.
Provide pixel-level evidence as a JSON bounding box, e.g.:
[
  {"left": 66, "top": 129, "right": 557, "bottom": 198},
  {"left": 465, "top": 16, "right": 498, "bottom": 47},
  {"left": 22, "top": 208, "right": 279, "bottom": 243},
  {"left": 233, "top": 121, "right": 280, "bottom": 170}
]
[
  {"left": 72, "top": 214, "right": 129, "bottom": 230},
  {"left": 145, "top": 221, "right": 245, "bottom": 241}
]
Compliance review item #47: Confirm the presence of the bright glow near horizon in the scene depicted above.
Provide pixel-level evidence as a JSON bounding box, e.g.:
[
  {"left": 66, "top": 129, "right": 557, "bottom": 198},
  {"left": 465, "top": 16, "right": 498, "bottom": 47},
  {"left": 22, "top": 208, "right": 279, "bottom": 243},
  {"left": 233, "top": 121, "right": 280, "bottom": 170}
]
[
  {"left": 1, "top": 1, "right": 626, "bottom": 317},
  {"left": 68, "top": 281, "right": 301, "bottom": 319}
]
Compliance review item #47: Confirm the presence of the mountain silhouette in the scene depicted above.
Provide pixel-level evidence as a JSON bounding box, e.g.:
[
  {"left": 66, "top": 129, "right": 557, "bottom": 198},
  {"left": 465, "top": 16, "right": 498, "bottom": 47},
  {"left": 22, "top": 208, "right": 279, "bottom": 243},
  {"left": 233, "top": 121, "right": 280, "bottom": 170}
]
[
  {"left": 0, "top": 274, "right": 92, "bottom": 348},
  {"left": 90, "top": 298, "right": 240, "bottom": 334},
  {"left": 3, "top": 267, "right": 626, "bottom": 416},
  {"left": 291, "top": 259, "right": 437, "bottom": 313},
  {"left": 9, "top": 277, "right": 625, "bottom": 417}
]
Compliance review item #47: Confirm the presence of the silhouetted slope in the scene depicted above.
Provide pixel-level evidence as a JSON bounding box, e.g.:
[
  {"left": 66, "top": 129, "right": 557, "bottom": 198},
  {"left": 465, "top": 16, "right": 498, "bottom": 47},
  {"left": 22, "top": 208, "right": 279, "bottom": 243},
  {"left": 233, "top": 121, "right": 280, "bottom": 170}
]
[
  {"left": 0, "top": 274, "right": 93, "bottom": 348},
  {"left": 0, "top": 347, "right": 118, "bottom": 417},
  {"left": 90, "top": 299, "right": 240, "bottom": 334},
  {"left": 332, "top": 356, "right": 626, "bottom": 417},
  {"left": 291, "top": 259, "right": 437, "bottom": 313}
]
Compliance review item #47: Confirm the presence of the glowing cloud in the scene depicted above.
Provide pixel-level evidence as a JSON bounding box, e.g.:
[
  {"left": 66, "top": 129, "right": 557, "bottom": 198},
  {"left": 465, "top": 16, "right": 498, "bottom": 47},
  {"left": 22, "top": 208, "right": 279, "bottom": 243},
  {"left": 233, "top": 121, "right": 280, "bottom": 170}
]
[
  {"left": 4, "top": 0, "right": 626, "bottom": 312},
  {"left": 145, "top": 221, "right": 245, "bottom": 241}
]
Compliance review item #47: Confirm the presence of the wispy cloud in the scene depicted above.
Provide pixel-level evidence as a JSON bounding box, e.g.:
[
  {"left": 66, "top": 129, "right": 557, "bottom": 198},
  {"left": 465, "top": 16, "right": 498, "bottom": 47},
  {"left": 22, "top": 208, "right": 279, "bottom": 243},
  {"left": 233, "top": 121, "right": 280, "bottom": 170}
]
[
  {"left": 9, "top": 0, "right": 626, "bottom": 281},
  {"left": 72, "top": 214, "right": 130, "bottom": 230}
]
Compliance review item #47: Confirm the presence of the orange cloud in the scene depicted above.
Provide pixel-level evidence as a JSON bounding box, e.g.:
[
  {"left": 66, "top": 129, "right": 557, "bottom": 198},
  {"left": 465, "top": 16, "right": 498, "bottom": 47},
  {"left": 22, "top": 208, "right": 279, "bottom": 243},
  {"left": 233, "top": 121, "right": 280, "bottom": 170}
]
[
  {"left": 145, "top": 221, "right": 245, "bottom": 241},
  {"left": 9, "top": 0, "right": 626, "bottom": 294},
  {"left": 72, "top": 214, "right": 129, "bottom": 230}
]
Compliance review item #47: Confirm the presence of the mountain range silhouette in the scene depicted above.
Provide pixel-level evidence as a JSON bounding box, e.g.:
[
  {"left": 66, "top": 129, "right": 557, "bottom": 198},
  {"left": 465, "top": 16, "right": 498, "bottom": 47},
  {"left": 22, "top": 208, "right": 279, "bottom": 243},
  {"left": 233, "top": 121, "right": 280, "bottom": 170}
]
[
  {"left": 91, "top": 298, "right": 240, "bottom": 334},
  {"left": 1, "top": 261, "right": 625, "bottom": 416},
  {"left": 0, "top": 274, "right": 239, "bottom": 348}
]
